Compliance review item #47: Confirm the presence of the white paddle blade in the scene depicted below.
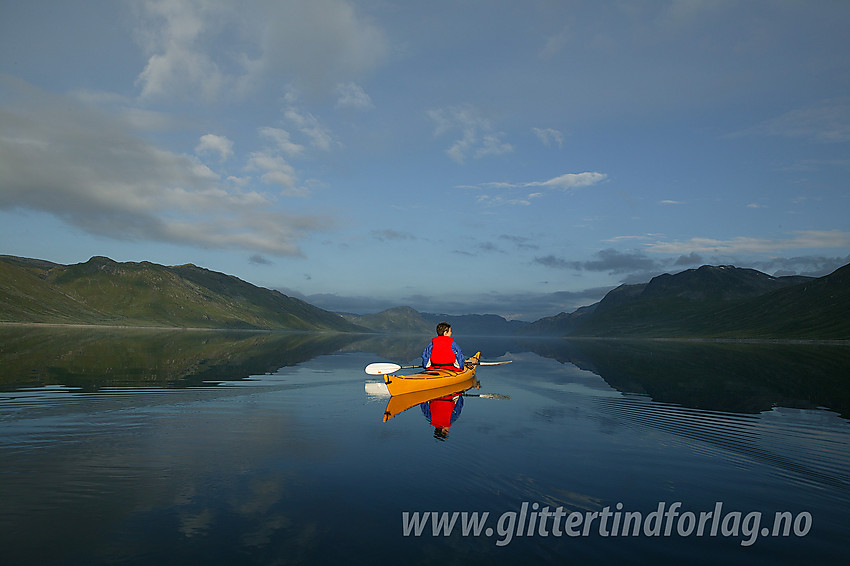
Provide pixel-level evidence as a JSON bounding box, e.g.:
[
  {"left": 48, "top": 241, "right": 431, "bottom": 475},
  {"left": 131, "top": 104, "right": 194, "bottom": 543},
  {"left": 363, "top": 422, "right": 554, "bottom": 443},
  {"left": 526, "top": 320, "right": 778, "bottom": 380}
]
[
  {"left": 478, "top": 360, "right": 512, "bottom": 366},
  {"left": 364, "top": 362, "right": 402, "bottom": 375}
]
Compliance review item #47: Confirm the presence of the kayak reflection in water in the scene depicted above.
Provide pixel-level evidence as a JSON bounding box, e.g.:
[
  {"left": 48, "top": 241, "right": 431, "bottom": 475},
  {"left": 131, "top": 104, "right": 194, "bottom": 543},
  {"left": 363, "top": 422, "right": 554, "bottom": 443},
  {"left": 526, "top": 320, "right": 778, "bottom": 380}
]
[{"left": 421, "top": 392, "right": 464, "bottom": 440}]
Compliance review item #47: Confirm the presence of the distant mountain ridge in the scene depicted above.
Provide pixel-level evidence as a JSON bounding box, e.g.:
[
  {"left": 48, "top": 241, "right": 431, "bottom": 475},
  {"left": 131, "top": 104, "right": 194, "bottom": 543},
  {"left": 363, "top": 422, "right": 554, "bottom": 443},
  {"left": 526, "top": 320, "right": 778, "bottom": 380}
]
[
  {"left": 340, "top": 306, "right": 525, "bottom": 335},
  {"left": 346, "top": 263, "right": 850, "bottom": 339},
  {"left": 526, "top": 263, "right": 849, "bottom": 339},
  {"left": 638, "top": 265, "right": 811, "bottom": 301},
  {"left": 2, "top": 255, "right": 848, "bottom": 339},
  {"left": 0, "top": 255, "right": 365, "bottom": 331}
]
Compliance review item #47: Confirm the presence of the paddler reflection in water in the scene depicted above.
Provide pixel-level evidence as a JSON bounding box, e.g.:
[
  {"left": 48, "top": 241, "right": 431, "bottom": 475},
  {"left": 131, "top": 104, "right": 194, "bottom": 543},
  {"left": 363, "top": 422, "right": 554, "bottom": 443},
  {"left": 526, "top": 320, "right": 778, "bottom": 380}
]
[
  {"left": 421, "top": 392, "right": 464, "bottom": 440},
  {"left": 421, "top": 322, "right": 464, "bottom": 370}
]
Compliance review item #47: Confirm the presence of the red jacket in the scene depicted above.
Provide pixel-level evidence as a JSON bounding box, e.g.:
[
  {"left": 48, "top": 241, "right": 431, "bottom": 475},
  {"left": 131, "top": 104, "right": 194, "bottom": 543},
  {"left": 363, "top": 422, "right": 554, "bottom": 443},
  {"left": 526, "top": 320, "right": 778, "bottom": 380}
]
[
  {"left": 428, "top": 397, "right": 457, "bottom": 428},
  {"left": 429, "top": 336, "right": 458, "bottom": 366}
]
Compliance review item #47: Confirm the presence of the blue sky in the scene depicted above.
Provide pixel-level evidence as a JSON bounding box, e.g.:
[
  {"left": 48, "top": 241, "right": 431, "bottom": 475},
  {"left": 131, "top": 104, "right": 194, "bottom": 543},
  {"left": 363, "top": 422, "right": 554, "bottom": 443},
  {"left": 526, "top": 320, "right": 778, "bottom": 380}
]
[{"left": 1, "top": 1, "right": 849, "bottom": 321}]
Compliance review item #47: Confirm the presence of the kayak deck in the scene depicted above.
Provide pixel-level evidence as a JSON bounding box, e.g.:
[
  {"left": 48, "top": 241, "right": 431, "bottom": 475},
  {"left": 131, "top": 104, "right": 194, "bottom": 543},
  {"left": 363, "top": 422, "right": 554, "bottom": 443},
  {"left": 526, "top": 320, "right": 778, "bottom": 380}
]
[{"left": 383, "top": 352, "right": 481, "bottom": 396}]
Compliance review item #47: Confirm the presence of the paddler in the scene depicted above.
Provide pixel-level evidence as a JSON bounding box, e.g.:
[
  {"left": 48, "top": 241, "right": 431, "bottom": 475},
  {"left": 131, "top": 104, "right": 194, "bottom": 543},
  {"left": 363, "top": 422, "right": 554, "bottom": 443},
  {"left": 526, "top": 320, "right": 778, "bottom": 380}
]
[{"left": 421, "top": 322, "right": 465, "bottom": 370}]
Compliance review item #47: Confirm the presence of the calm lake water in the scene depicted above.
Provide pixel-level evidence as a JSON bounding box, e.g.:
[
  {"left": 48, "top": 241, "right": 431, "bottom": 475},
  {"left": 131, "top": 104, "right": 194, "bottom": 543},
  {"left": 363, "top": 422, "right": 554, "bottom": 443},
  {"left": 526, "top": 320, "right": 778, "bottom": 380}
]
[{"left": 1, "top": 327, "right": 848, "bottom": 565}]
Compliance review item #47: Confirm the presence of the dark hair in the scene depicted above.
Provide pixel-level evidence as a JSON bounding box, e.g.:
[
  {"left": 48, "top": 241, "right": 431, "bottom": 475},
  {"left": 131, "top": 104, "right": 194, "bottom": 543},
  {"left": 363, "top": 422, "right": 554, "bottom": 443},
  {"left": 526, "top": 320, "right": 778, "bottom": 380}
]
[
  {"left": 433, "top": 427, "right": 449, "bottom": 440},
  {"left": 436, "top": 322, "right": 451, "bottom": 336}
]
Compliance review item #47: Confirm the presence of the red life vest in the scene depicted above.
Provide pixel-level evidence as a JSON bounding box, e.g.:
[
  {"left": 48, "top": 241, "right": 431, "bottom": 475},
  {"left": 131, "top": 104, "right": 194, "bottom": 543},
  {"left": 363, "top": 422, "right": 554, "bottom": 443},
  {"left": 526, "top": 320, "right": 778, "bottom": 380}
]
[
  {"left": 430, "top": 336, "right": 457, "bottom": 367},
  {"left": 429, "top": 397, "right": 457, "bottom": 428}
]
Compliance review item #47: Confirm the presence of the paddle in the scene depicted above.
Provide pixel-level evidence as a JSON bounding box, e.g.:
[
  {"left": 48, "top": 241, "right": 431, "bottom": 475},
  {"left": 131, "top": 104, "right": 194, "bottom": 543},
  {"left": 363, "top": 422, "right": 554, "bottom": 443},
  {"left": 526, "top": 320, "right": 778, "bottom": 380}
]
[
  {"left": 364, "top": 363, "right": 420, "bottom": 375},
  {"left": 364, "top": 360, "right": 512, "bottom": 375}
]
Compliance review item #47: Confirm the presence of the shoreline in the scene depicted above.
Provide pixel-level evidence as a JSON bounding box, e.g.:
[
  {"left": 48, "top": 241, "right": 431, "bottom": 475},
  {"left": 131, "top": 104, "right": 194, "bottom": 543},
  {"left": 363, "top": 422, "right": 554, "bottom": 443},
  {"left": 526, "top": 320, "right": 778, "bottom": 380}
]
[
  {"left": 1, "top": 322, "right": 847, "bottom": 345},
  {"left": 560, "top": 335, "right": 850, "bottom": 346},
  {"left": 0, "top": 321, "right": 359, "bottom": 334}
]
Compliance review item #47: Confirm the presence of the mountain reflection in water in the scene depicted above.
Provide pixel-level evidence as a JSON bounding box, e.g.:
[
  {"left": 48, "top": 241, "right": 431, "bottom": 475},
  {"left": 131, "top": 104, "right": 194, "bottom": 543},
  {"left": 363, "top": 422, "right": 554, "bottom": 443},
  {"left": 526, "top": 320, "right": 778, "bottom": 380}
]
[
  {"left": 0, "top": 326, "right": 363, "bottom": 390},
  {"left": 521, "top": 337, "right": 850, "bottom": 418}
]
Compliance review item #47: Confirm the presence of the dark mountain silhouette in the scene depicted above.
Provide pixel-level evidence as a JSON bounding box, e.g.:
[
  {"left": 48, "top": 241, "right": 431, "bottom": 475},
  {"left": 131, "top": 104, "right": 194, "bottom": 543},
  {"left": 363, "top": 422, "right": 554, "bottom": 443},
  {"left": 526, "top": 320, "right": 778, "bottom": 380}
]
[
  {"left": 3, "top": 255, "right": 847, "bottom": 339},
  {"left": 526, "top": 264, "right": 848, "bottom": 339},
  {"left": 342, "top": 306, "right": 524, "bottom": 336},
  {"left": 1, "top": 255, "right": 365, "bottom": 331}
]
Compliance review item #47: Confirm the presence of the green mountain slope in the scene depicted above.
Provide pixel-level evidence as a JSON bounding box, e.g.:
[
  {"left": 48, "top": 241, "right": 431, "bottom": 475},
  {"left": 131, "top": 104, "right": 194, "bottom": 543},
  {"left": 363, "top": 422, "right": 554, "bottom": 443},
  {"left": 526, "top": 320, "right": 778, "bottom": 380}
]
[
  {"left": 521, "top": 304, "right": 598, "bottom": 336},
  {"left": 5, "top": 254, "right": 846, "bottom": 338},
  {"left": 0, "top": 258, "right": 109, "bottom": 323},
  {"left": 571, "top": 265, "right": 848, "bottom": 339},
  {"left": 695, "top": 262, "right": 850, "bottom": 339},
  {"left": 526, "top": 264, "right": 849, "bottom": 340},
  {"left": 341, "top": 306, "right": 433, "bottom": 334},
  {"left": 1, "top": 255, "right": 365, "bottom": 331},
  {"left": 343, "top": 307, "right": 526, "bottom": 335}
]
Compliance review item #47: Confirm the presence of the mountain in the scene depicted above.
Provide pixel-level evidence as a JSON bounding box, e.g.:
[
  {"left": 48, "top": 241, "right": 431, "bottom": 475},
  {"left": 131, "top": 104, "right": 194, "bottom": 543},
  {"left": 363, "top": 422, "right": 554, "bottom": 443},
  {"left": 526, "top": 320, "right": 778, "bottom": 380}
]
[
  {"left": 421, "top": 312, "right": 527, "bottom": 336},
  {"left": 519, "top": 304, "right": 597, "bottom": 336},
  {"left": 343, "top": 307, "right": 526, "bottom": 335},
  {"left": 690, "top": 262, "right": 850, "bottom": 339},
  {"left": 639, "top": 265, "right": 810, "bottom": 301},
  {"left": 340, "top": 306, "right": 433, "bottom": 334},
  {"left": 4, "top": 254, "right": 847, "bottom": 338},
  {"left": 0, "top": 255, "right": 365, "bottom": 332},
  {"left": 309, "top": 263, "right": 850, "bottom": 339},
  {"left": 525, "top": 264, "right": 849, "bottom": 339}
]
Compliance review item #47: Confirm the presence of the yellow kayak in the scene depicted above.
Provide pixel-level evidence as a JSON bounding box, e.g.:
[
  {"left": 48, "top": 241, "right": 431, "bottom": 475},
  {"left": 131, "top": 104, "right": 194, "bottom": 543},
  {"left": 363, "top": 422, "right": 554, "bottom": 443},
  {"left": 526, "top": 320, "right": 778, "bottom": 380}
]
[
  {"left": 383, "top": 352, "right": 481, "bottom": 396},
  {"left": 382, "top": 377, "right": 478, "bottom": 422}
]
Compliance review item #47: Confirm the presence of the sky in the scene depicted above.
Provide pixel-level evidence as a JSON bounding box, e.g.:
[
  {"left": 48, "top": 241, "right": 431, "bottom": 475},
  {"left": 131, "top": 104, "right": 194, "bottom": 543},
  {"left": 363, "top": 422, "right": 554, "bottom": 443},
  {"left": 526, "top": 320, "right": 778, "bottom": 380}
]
[{"left": 1, "top": 0, "right": 849, "bottom": 321}]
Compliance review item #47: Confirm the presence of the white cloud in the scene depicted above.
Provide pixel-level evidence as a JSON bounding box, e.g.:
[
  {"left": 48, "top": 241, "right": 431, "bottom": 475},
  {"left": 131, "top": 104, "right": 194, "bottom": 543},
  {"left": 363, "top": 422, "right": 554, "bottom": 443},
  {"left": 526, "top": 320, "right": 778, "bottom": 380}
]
[
  {"left": 233, "top": 89, "right": 343, "bottom": 198},
  {"left": 462, "top": 172, "right": 609, "bottom": 193},
  {"left": 0, "top": 77, "right": 320, "bottom": 256},
  {"left": 731, "top": 98, "right": 850, "bottom": 143},
  {"left": 245, "top": 151, "right": 307, "bottom": 197},
  {"left": 258, "top": 127, "right": 304, "bottom": 158},
  {"left": 533, "top": 127, "right": 564, "bottom": 148},
  {"left": 462, "top": 171, "right": 607, "bottom": 206},
  {"left": 258, "top": 0, "right": 388, "bottom": 94},
  {"left": 752, "top": 254, "right": 850, "bottom": 277},
  {"left": 644, "top": 230, "right": 850, "bottom": 255},
  {"left": 476, "top": 193, "right": 541, "bottom": 207},
  {"left": 428, "top": 105, "right": 513, "bottom": 164},
  {"left": 134, "top": 0, "right": 389, "bottom": 101},
  {"left": 71, "top": 88, "right": 178, "bottom": 132},
  {"left": 475, "top": 135, "right": 514, "bottom": 159},
  {"left": 134, "top": 0, "right": 231, "bottom": 101},
  {"left": 530, "top": 172, "right": 608, "bottom": 191},
  {"left": 238, "top": 91, "right": 340, "bottom": 197},
  {"left": 335, "top": 82, "right": 373, "bottom": 110},
  {"left": 283, "top": 103, "right": 334, "bottom": 151},
  {"left": 195, "top": 134, "right": 234, "bottom": 162},
  {"left": 603, "top": 235, "right": 657, "bottom": 243}
]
